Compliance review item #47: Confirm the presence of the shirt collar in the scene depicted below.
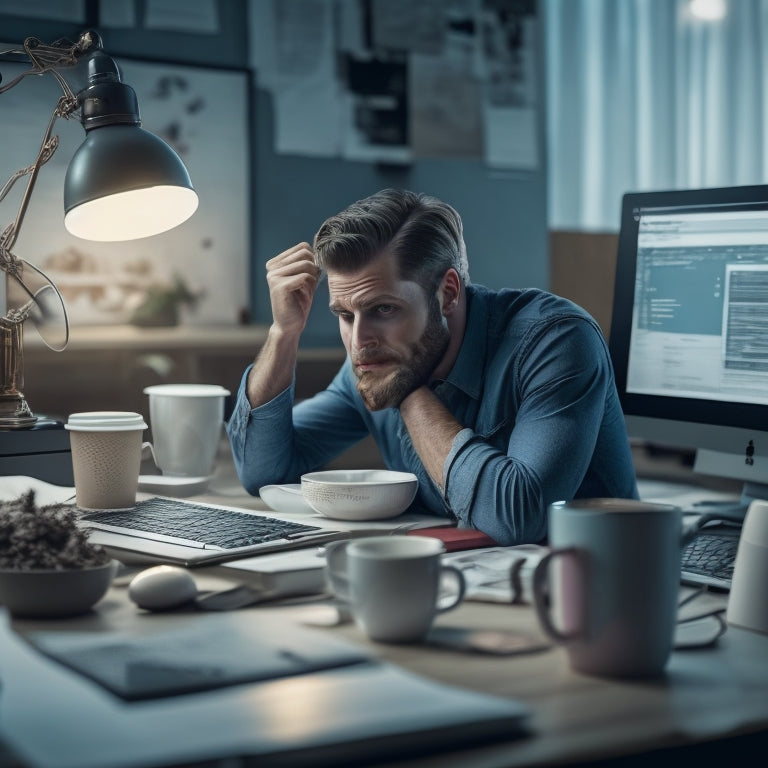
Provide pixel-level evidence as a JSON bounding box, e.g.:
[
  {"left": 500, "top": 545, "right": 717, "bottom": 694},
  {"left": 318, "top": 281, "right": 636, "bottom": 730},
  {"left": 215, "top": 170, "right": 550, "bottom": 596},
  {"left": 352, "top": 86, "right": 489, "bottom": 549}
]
[{"left": 439, "top": 285, "right": 487, "bottom": 400}]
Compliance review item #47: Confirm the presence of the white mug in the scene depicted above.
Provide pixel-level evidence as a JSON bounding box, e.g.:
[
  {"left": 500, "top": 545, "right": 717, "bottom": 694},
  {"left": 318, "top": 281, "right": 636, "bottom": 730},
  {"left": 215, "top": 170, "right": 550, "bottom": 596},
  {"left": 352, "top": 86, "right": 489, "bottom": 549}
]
[
  {"left": 325, "top": 535, "right": 466, "bottom": 643},
  {"left": 727, "top": 499, "right": 768, "bottom": 635},
  {"left": 532, "top": 499, "right": 684, "bottom": 678},
  {"left": 143, "top": 384, "right": 230, "bottom": 478}
]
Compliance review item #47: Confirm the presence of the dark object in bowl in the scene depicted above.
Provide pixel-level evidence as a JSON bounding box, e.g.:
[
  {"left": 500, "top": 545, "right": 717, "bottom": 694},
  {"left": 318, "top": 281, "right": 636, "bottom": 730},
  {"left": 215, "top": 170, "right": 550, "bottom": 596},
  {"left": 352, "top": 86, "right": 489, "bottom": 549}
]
[{"left": 0, "top": 560, "right": 117, "bottom": 618}]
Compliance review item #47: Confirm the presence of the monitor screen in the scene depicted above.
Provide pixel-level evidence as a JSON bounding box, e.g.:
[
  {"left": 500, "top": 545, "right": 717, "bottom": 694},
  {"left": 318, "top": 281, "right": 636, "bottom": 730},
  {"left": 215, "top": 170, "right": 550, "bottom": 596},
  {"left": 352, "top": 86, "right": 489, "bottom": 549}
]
[{"left": 609, "top": 185, "right": 768, "bottom": 498}]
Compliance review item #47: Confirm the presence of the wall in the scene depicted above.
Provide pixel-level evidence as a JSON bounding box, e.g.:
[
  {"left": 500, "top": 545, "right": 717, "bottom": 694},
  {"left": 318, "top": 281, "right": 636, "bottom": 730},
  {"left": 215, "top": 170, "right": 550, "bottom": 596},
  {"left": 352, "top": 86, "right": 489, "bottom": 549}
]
[
  {"left": 249, "top": 0, "right": 549, "bottom": 346},
  {"left": 253, "top": 116, "right": 549, "bottom": 345},
  {"left": 549, "top": 230, "right": 619, "bottom": 340},
  {"left": 1, "top": 1, "right": 549, "bottom": 351}
]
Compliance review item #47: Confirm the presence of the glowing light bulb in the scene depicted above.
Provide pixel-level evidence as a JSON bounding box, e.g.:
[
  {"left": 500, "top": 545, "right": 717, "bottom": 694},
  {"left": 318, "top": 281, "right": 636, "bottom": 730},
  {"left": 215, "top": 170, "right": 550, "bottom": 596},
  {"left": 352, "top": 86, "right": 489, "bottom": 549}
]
[{"left": 689, "top": 0, "right": 727, "bottom": 21}]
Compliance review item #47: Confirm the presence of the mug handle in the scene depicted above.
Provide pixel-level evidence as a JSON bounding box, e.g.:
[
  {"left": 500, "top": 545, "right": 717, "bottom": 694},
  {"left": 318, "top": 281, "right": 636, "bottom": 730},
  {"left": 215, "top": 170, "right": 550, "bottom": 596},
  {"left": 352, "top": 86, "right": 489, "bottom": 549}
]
[
  {"left": 531, "top": 546, "right": 584, "bottom": 643},
  {"left": 436, "top": 565, "right": 466, "bottom": 613},
  {"left": 141, "top": 441, "right": 156, "bottom": 466},
  {"left": 323, "top": 540, "right": 352, "bottom": 602}
]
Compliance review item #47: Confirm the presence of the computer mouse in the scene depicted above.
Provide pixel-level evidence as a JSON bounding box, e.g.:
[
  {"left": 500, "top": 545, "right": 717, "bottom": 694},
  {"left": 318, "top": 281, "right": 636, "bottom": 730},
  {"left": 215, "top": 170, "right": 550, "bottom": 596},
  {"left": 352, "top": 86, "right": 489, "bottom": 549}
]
[{"left": 128, "top": 565, "right": 198, "bottom": 611}]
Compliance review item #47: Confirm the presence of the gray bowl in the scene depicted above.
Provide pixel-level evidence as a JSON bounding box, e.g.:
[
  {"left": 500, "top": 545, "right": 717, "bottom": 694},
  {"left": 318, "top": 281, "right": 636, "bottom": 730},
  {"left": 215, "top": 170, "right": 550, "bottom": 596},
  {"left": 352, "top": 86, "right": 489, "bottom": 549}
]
[{"left": 0, "top": 560, "right": 117, "bottom": 618}]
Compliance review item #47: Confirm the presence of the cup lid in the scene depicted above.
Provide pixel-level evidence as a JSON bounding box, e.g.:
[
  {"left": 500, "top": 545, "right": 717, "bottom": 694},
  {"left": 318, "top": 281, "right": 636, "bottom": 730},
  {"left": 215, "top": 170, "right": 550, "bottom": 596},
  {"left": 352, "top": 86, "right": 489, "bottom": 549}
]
[
  {"left": 143, "top": 384, "right": 230, "bottom": 397},
  {"left": 65, "top": 411, "right": 148, "bottom": 432}
]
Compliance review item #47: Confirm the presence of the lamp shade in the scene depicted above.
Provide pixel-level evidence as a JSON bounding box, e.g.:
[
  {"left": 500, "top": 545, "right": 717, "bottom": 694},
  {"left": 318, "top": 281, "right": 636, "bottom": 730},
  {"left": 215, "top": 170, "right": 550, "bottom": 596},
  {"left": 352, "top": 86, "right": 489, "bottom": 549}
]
[{"left": 63, "top": 124, "right": 199, "bottom": 241}]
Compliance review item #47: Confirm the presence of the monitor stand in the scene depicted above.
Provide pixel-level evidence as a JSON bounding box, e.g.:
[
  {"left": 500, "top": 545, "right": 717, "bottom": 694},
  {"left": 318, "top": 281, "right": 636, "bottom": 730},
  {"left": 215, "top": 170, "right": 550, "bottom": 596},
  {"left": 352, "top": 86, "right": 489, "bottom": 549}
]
[{"left": 694, "top": 448, "right": 768, "bottom": 521}]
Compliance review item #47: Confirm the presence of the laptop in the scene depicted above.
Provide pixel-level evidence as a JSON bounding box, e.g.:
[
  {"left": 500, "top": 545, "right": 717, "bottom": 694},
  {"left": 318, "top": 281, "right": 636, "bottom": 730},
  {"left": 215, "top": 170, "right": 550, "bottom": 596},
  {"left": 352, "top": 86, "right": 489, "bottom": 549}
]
[
  {"left": 81, "top": 494, "right": 451, "bottom": 567},
  {"left": 0, "top": 476, "right": 451, "bottom": 568}
]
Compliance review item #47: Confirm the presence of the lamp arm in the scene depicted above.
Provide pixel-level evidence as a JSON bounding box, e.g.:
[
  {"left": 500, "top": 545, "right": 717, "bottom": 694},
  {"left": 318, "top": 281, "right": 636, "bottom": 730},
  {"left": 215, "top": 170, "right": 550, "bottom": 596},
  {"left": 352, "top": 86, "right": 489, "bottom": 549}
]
[
  {"left": 0, "top": 31, "right": 100, "bottom": 97},
  {"left": 0, "top": 34, "right": 97, "bottom": 276},
  {"left": 0, "top": 100, "right": 75, "bottom": 268},
  {"left": 0, "top": 136, "right": 58, "bottom": 207}
]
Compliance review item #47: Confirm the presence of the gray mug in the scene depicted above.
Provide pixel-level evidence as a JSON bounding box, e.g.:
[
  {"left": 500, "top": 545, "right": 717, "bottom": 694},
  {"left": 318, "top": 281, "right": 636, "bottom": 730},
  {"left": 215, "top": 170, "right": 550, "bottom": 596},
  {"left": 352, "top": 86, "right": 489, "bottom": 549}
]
[
  {"left": 532, "top": 499, "right": 684, "bottom": 678},
  {"left": 325, "top": 535, "right": 465, "bottom": 643}
]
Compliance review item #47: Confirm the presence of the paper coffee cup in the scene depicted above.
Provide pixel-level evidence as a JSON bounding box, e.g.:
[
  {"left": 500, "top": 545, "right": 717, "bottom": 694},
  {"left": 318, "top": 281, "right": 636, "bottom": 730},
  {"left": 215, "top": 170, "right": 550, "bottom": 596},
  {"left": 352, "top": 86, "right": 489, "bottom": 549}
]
[{"left": 66, "top": 412, "right": 148, "bottom": 510}]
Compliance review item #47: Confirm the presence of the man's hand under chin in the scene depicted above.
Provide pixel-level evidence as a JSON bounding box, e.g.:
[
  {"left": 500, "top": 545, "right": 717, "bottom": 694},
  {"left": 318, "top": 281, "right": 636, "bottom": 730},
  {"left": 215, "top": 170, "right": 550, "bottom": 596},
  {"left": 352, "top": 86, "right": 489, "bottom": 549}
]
[{"left": 398, "top": 387, "right": 464, "bottom": 489}]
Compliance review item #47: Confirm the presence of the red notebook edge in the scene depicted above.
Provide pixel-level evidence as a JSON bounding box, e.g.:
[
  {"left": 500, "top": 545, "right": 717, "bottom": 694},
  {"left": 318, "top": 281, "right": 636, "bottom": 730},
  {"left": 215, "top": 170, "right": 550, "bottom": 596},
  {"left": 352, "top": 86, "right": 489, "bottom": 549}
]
[{"left": 407, "top": 526, "right": 498, "bottom": 552}]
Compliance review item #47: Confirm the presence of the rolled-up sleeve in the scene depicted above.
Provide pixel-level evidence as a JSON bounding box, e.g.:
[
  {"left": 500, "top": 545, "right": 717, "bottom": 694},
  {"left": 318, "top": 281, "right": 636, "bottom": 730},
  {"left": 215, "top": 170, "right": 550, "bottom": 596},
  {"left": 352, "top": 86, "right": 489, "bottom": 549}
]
[
  {"left": 226, "top": 366, "right": 295, "bottom": 495},
  {"left": 442, "top": 317, "right": 616, "bottom": 545}
]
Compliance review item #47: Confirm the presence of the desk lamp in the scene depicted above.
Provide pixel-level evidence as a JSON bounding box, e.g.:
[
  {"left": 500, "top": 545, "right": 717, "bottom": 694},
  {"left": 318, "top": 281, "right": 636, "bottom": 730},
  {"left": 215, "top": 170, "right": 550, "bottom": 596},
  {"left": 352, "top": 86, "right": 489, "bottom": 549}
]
[{"left": 0, "top": 30, "right": 198, "bottom": 430}]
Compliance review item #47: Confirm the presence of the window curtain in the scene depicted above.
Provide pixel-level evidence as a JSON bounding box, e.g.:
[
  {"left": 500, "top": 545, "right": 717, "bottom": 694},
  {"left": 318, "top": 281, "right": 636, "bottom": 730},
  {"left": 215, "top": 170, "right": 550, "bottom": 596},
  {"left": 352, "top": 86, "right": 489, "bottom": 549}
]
[{"left": 545, "top": 0, "right": 768, "bottom": 231}]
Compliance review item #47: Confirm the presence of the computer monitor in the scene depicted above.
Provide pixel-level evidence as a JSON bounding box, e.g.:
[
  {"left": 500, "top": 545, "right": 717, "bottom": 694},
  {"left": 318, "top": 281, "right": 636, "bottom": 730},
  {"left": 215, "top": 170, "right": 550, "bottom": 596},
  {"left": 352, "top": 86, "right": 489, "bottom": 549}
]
[{"left": 609, "top": 184, "right": 768, "bottom": 508}]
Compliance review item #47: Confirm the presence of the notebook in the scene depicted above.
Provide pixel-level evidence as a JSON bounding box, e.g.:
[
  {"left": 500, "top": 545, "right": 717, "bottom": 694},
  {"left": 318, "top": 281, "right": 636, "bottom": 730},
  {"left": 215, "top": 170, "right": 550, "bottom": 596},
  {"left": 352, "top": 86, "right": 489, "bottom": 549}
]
[{"left": 27, "top": 612, "right": 372, "bottom": 701}]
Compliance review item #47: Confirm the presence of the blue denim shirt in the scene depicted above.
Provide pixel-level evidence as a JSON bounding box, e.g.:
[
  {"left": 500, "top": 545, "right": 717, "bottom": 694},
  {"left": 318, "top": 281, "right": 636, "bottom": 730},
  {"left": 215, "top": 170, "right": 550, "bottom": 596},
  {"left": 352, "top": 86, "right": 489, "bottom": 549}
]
[{"left": 227, "top": 285, "right": 638, "bottom": 545}]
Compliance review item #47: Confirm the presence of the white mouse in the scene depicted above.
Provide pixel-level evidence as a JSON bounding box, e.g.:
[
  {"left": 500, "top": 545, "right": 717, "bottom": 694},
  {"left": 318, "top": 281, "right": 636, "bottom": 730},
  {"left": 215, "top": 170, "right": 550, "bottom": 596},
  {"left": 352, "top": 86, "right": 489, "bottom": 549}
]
[{"left": 128, "top": 565, "right": 198, "bottom": 611}]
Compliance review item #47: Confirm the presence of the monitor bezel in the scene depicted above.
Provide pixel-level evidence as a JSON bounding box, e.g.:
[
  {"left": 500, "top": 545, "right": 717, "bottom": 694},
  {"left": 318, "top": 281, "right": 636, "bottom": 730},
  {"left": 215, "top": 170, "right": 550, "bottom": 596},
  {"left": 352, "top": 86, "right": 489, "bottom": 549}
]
[{"left": 609, "top": 183, "right": 768, "bottom": 442}]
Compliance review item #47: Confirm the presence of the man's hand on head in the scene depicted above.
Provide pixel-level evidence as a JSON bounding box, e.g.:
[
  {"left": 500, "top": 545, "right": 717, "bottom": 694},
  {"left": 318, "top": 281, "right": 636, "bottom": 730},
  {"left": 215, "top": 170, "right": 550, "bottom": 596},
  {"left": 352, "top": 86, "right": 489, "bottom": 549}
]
[
  {"left": 245, "top": 243, "right": 322, "bottom": 407},
  {"left": 265, "top": 242, "right": 323, "bottom": 340}
]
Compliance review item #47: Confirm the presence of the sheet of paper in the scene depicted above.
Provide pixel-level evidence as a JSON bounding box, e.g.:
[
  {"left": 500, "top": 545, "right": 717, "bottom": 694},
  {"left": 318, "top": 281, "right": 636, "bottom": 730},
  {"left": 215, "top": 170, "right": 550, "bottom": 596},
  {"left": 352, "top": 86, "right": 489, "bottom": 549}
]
[
  {"left": 144, "top": 0, "right": 219, "bottom": 33},
  {"left": 442, "top": 545, "right": 548, "bottom": 604},
  {"left": 0, "top": 476, "right": 75, "bottom": 506},
  {"left": 484, "top": 106, "right": 538, "bottom": 170},
  {"left": 249, "top": 0, "right": 342, "bottom": 157},
  {"left": 98, "top": 0, "right": 137, "bottom": 29},
  {"left": 371, "top": 0, "right": 445, "bottom": 53}
]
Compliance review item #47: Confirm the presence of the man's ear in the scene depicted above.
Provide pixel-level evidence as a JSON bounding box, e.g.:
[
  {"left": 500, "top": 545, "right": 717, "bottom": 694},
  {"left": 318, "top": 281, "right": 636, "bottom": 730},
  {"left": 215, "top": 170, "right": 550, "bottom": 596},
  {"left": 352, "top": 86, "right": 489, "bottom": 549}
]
[{"left": 439, "top": 268, "right": 462, "bottom": 316}]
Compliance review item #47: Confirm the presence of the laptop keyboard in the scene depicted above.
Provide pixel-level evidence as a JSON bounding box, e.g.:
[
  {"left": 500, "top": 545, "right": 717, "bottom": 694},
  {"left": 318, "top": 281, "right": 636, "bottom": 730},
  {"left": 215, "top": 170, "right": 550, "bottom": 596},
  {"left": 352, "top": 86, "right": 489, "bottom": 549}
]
[
  {"left": 681, "top": 528, "right": 739, "bottom": 586},
  {"left": 80, "top": 497, "right": 323, "bottom": 550}
]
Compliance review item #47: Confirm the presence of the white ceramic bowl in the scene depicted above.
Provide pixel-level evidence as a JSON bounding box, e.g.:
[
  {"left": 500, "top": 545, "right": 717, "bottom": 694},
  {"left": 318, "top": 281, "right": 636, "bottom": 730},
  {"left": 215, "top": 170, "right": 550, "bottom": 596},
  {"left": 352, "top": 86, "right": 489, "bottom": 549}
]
[
  {"left": 300, "top": 470, "right": 419, "bottom": 521},
  {"left": 0, "top": 560, "right": 117, "bottom": 618}
]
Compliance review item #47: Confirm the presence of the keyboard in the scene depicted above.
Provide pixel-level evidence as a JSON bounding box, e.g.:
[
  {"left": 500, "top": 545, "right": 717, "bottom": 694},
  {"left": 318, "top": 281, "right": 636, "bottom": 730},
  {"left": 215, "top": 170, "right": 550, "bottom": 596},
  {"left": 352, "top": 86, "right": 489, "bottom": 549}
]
[
  {"left": 681, "top": 526, "right": 740, "bottom": 590},
  {"left": 80, "top": 497, "right": 323, "bottom": 550}
]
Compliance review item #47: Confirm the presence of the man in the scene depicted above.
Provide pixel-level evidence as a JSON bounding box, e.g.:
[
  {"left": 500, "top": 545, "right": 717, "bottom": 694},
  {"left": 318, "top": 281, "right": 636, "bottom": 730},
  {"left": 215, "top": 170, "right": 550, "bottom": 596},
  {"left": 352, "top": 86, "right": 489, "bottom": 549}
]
[{"left": 227, "top": 189, "right": 638, "bottom": 545}]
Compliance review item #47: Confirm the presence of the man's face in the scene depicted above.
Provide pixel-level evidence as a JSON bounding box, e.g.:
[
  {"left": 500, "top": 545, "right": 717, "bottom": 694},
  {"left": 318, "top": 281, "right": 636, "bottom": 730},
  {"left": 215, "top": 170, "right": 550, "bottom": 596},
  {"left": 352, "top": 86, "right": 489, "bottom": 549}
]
[{"left": 327, "top": 252, "right": 450, "bottom": 410}]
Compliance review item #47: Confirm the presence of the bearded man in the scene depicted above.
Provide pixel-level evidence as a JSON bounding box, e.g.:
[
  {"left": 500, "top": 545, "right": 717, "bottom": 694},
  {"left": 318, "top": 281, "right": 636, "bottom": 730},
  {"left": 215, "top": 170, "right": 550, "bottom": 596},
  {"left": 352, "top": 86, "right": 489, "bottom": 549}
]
[{"left": 227, "top": 189, "right": 638, "bottom": 544}]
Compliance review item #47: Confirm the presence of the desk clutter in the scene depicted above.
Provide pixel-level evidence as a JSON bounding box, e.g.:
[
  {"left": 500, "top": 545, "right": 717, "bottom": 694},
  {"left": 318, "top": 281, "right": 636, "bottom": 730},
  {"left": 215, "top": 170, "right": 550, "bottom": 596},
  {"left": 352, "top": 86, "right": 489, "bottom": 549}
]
[
  {"left": 0, "top": 477, "right": 736, "bottom": 662},
  {"left": 1, "top": 473, "right": 767, "bottom": 767},
  {"left": 0, "top": 476, "right": 754, "bottom": 628}
]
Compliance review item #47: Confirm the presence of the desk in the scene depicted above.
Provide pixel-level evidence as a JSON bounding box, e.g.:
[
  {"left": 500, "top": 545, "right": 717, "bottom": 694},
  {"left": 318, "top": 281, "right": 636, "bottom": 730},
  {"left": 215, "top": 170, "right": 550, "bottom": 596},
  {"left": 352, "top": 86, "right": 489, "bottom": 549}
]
[
  {"left": 4, "top": 571, "right": 768, "bottom": 768},
  {"left": 3, "top": 464, "right": 768, "bottom": 768}
]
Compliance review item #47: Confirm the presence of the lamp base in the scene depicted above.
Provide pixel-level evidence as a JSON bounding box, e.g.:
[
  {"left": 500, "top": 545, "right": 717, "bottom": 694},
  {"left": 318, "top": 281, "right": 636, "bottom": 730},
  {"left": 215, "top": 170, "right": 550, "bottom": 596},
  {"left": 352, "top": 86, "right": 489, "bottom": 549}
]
[{"left": 0, "top": 392, "right": 38, "bottom": 429}]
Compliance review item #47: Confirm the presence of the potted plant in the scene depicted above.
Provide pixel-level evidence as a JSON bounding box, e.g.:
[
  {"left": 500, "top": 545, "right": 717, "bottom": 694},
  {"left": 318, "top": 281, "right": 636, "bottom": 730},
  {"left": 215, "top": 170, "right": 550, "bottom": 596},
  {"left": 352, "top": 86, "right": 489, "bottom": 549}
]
[{"left": 0, "top": 491, "right": 116, "bottom": 617}]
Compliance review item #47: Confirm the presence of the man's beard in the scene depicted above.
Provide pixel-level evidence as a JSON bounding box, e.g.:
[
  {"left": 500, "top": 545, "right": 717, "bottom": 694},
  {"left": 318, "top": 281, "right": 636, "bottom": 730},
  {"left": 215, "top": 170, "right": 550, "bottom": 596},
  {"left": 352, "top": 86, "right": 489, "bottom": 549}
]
[{"left": 354, "top": 300, "right": 450, "bottom": 411}]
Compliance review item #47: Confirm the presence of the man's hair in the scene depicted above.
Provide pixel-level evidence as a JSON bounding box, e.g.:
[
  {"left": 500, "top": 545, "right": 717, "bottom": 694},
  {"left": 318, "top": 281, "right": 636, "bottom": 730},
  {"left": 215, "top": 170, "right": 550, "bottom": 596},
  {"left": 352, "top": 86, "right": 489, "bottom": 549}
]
[{"left": 313, "top": 189, "right": 470, "bottom": 293}]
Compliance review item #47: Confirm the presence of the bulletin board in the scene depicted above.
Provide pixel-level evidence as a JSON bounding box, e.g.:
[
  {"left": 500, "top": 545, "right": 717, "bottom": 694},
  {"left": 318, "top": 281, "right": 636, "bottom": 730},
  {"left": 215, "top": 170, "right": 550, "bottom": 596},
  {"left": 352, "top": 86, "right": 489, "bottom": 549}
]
[{"left": 250, "top": 0, "right": 539, "bottom": 170}]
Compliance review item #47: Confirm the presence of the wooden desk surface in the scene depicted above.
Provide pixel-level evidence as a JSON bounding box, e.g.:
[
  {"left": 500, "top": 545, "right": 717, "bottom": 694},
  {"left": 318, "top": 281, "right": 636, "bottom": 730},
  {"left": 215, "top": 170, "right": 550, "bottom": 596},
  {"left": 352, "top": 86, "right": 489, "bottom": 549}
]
[
  {"left": 5, "top": 456, "right": 768, "bottom": 768},
  {"left": 6, "top": 566, "right": 767, "bottom": 768}
]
